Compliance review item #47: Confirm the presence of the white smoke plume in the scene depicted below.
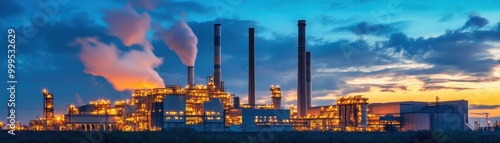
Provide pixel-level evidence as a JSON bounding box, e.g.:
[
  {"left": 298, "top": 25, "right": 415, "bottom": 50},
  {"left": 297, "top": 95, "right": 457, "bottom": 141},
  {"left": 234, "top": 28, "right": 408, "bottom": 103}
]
[
  {"left": 156, "top": 15, "right": 199, "bottom": 66},
  {"left": 74, "top": 37, "right": 165, "bottom": 91},
  {"left": 75, "top": 93, "right": 85, "bottom": 106},
  {"left": 103, "top": 5, "right": 151, "bottom": 46}
]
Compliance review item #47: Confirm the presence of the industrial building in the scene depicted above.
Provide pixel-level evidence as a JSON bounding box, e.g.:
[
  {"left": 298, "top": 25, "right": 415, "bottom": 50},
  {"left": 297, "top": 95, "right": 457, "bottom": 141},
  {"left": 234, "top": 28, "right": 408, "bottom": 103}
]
[
  {"left": 24, "top": 20, "right": 475, "bottom": 132},
  {"left": 368, "top": 99, "right": 471, "bottom": 131}
]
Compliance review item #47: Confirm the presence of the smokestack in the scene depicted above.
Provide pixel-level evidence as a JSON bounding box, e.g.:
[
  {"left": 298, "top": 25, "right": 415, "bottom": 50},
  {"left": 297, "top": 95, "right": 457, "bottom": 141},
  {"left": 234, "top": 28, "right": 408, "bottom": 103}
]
[
  {"left": 271, "top": 85, "right": 282, "bottom": 110},
  {"left": 297, "top": 20, "right": 307, "bottom": 116},
  {"left": 188, "top": 66, "right": 194, "bottom": 85},
  {"left": 306, "top": 52, "right": 311, "bottom": 108},
  {"left": 214, "top": 24, "right": 222, "bottom": 89},
  {"left": 248, "top": 28, "right": 255, "bottom": 109}
]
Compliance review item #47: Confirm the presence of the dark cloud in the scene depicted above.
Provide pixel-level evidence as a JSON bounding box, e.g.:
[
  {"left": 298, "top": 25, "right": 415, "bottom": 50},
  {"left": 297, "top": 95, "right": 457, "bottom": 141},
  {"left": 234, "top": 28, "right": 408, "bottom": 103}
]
[
  {"left": 418, "top": 76, "right": 500, "bottom": 85},
  {"left": 388, "top": 28, "right": 500, "bottom": 77},
  {"left": 437, "top": 13, "right": 454, "bottom": 22},
  {"left": 469, "top": 104, "right": 500, "bottom": 110},
  {"left": 340, "top": 85, "right": 371, "bottom": 95},
  {"left": 460, "top": 14, "right": 489, "bottom": 30},
  {"left": 380, "top": 89, "right": 395, "bottom": 92},
  {"left": 335, "top": 21, "right": 407, "bottom": 36},
  {"left": 418, "top": 85, "right": 472, "bottom": 91},
  {"left": 0, "top": 0, "right": 24, "bottom": 18}
]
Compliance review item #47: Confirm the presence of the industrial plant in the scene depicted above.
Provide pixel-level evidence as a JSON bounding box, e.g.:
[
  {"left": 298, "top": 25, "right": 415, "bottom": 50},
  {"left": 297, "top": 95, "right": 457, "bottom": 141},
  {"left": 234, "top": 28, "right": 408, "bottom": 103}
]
[{"left": 16, "top": 20, "right": 496, "bottom": 132}]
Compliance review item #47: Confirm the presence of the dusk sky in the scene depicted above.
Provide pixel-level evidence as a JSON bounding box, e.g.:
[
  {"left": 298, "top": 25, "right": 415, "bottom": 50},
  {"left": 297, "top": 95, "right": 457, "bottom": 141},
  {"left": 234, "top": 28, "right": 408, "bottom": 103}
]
[{"left": 1, "top": 0, "right": 500, "bottom": 124}]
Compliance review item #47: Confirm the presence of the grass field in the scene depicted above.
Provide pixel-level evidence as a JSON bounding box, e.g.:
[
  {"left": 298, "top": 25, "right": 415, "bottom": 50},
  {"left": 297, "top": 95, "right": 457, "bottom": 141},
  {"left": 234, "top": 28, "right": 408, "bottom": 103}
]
[{"left": 1, "top": 129, "right": 500, "bottom": 143}]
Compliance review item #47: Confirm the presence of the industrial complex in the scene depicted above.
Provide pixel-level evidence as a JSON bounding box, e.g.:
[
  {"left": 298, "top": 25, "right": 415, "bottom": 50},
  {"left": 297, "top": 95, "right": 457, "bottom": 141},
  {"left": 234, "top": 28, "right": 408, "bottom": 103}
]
[{"left": 14, "top": 20, "right": 498, "bottom": 132}]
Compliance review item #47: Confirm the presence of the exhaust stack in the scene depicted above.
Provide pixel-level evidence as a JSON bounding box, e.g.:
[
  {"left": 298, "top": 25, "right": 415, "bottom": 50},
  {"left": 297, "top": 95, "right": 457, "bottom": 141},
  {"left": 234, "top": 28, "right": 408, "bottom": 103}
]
[
  {"left": 306, "top": 51, "right": 311, "bottom": 108},
  {"left": 214, "top": 24, "right": 222, "bottom": 89},
  {"left": 248, "top": 28, "right": 256, "bottom": 109},
  {"left": 188, "top": 66, "right": 194, "bottom": 85},
  {"left": 297, "top": 20, "right": 307, "bottom": 116}
]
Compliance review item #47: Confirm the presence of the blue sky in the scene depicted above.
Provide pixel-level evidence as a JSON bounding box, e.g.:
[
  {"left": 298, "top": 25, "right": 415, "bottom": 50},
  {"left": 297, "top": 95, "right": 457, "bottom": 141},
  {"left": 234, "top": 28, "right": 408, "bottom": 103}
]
[{"left": 1, "top": 0, "right": 500, "bottom": 125}]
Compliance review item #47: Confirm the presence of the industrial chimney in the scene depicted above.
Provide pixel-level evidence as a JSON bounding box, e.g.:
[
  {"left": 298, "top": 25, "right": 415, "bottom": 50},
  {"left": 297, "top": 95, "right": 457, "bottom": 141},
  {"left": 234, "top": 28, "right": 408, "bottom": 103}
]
[
  {"left": 187, "top": 66, "right": 194, "bottom": 85},
  {"left": 271, "top": 85, "right": 282, "bottom": 109},
  {"left": 306, "top": 51, "right": 311, "bottom": 108},
  {"left": 297, "top": 20, "right": 307, "bottom": 116},
  {"left": 214, "top": 24, "right": 222, "bottom": 89},
  {"left": 248, "top": 28, "right": 256, "bottom": 109}
]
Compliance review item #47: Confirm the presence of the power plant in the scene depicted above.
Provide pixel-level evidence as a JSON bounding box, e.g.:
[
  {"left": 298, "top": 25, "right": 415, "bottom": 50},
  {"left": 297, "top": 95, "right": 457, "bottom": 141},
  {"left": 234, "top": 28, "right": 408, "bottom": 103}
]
[{"left": 21, "top": 20, "right": 478, "bottom": 132}]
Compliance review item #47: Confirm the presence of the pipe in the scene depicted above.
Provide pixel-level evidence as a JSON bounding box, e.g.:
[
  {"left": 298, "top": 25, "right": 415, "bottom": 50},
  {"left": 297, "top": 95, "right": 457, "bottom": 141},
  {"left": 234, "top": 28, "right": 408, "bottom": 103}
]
[
  {"left": 248, "top": 28, "right": 255, "bottom": 109},
  {"left": 214, "top": 24, "right": 222, "bottom": 89}
]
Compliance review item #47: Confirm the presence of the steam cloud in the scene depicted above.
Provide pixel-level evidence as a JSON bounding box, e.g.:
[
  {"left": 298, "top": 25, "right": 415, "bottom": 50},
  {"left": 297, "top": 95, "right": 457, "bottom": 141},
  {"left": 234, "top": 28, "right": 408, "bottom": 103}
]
[
  {"left": 103, "top": 5, "right": 151, "bottom": 46},
  {"left": 75, "top": 93, "right": 85, "bottom": 106},
  {"left": 157, "top": 17, "right": 199, "bottom": 66},
  {"left": 73, "top": 5, "right": 165, "bottom": 91},
  {"left": 74, "top": 37, "right": 164, "bottom": 91},
  {"left": 73, "top": 1, "right": 200, "bottom": 91}
]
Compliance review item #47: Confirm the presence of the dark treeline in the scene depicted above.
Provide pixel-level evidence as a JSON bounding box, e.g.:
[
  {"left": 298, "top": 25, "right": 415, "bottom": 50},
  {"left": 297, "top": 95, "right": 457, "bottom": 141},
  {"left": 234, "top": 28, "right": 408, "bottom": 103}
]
[{"left": 1, "top": 129, "right": 500, "bottom": 143}]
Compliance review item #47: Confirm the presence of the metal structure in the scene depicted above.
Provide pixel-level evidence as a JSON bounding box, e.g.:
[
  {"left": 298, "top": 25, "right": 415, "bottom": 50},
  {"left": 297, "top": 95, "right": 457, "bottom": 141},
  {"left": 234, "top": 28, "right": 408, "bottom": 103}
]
[
  {"left": 471, "top": 112, "right": 490, "bottom": 128},
  {"left": 43, "top": 89, "right": 54, "bottom": 131}
]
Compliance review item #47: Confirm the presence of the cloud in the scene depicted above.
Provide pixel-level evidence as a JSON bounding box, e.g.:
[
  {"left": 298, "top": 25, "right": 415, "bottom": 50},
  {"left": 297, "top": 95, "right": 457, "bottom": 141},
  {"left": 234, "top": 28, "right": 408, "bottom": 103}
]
[
  {"left": 437, "top": 13, "right": 454, "bottom": 22},
  {"left": 469, "top": 104, "right": 500, "bottom": 110},
  {"left": 418, "top": 85, "right": 472, "bottom": 91},
  {"left": 103, "top": 5, "right": 151, "bottom": 46},
  {"left": 335, "top": 21, "right": 407, "bottom": 36},
  {"left": 73, "top": 37, "right": 165, "bottom": 91},
  {"left": 388, "top": 28, "right": 500, "bottom": 77},
  {"left": 460, "top": 13, "right": 489, "bottom": 30},
  {"left": 0, "top": 1, "right": 24, "bottom": 18},
  {"left": 317, "top": 15, "right": 358, "bottom": 25}
]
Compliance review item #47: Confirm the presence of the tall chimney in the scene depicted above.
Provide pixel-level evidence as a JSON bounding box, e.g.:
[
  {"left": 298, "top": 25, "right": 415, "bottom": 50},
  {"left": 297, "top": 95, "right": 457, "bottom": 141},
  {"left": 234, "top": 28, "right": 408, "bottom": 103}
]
[
  {"left": 248, "top": 28, "right": 256, "bottom": 109},
  {"left": 297, "top": 20, "right": 307, "bottom": 116},
  {"left": 214, "top": 24, "right": 222, "bottom": 89},
  {"left": 187, "top": 66, "right": 194, "bottom": 85},
  {"left": 306, "top": 51, "right": 311, "bottom": 108}
]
